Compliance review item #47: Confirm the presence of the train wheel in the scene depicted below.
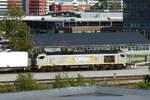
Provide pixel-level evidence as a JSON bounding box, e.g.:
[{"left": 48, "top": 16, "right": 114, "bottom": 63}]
[
  {"left": 63, "top": 66, "right": 68, "bottom": 71},
  {"left": 89, "top": 66, "right": 93, "bottom": 70},
  {"left": 98, "top": 65, "right": 104, "bottom": 70},
  {"left": 116, "top": 65, "right": 124, "bottom": 69}
]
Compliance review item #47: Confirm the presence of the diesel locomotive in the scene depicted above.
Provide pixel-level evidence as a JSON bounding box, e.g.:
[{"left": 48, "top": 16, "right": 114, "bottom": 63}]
[{"left": 32, "top": 50, "right": 127, "bottom": 71}]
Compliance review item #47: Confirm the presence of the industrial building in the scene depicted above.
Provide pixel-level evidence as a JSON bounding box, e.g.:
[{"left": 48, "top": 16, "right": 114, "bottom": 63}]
[
  {"left": 32, "top": 32, "right": 150, "bottom": 54},
  {"left": 0, "top": 11, "right": 123, "bottom": 33},
  {"left": 23, "top": 11, "right": 123, "bottom": 33},
  {"left": 123, "top": 0, "right": 150, "bottom": 40}
]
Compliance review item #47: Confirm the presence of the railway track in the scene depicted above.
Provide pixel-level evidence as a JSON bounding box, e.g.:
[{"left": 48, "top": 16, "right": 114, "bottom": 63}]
[
  {"left": 0, "top": 68, "right": 127, "bottom": 74},
  {"left": 0, "top": 66, "right": 141, "bottom": 74},
  {"left": 0, "top": 67, "right": 149, "bottom": 86},
  {"left": 0, "top": 75, "right": 144, "bottom": 86},
  {"left": 0, "top": 64, "right": 149, "bottom": 74}
]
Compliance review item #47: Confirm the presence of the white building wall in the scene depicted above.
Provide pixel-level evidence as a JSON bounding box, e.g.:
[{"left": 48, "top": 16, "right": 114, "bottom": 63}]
[
  {"left": 0, "top": 0, "right": 8, "bottom": 11},
  {"left": 0, "top": 0, "right": 28, "bottom": 15},
  {"left": 46, "top": 0, "right": 59, "bottom": 13},
  {"left": 87, "top": 0, "right": 99, "bottom": 6},
  {"left": 50, "top": 0, "right": 99, "bottom": 6},
  {"left": 41, "top": 0, "right": 99, "bottom": 13},
  {"left": 107, "top": 0, "right": 123, "bottom": 10},
  {"left": 47, "top": 0, "right": 53, "bottom": 5}
]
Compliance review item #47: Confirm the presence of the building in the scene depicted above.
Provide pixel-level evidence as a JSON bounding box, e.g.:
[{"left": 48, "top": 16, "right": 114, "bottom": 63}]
[
  {"left": 0, "top": 0, "right": 47, "bottom": 16},
  {"left": 48, "top": 0, "right": 99, "bottom": 6},
  {"left": 8, "top": 0, "right": 22, "bottom": 7},
  {"left": 23, "top": 11, "right": 123, "bottom": 33},
  {"left": 87, "top": 0, "right": 99, "bottom": 6},
  {"left": 46, "top": 0, "right": 53, "bottom": 13},
  {"left": 123, "top": 0, "right": 150, "bottom": 39},
  {"left": 28, "top": 0, "right": 47, "bottom": 15},
  {"left": 0, "top": 0, "right": 99, "bottom": 16},
  {"left": 8, "top": 0, "right": 28, "bottom": 15},
  {"left": 0, "top": 0, "right": 28, "bottom": 15},
  {"left": 49, "top": 0, "right": 91, "bottom": 12},
  {"left": 0, "top": 0, "right": 7, "bottom": 12},
  {"left": 32, "top": 32, "right": 150, "bottom": 54},
  {"left": 107, "top": 0, "right": 123, "bottom": 10}
]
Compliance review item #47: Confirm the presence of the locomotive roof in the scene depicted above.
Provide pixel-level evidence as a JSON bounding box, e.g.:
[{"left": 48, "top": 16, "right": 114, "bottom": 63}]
[
  {"left": 32, "top": 32, "right": 150, "bottom": 47},
  {"left": 45, "top": 50, "right": 123, "bottom": 55}
]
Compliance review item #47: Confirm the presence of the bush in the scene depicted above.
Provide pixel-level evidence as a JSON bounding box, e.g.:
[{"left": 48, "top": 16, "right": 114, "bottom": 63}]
[
  {"left": 14, "top": 73, "right": 41, "bottom": 91},
  {"left": 53, "top": 74, "right": 87, "bottom": 88},
  {"left": 0, "top": 73, "right": 51, "bottom": 93},
  {"left": 135, "top": 82, "right": 150, "bottom": 90},
  {"left": 0, "top": 84, "right": 15, "bottom": 93},
  {"left": 53, "top": 74, "right": 66, "bottom": 88},
  {"left": 53, "top": 74, "right": 109, "bottom": 88},
  {"left": 68, "top": 78, "right": 76, "bottom": 86},
  {"left": 89, "top": 78, "right": 96, "bottom": 86},
  {"left": 76, "top": 74, "right": 86, "bottom": 86},
  {"left": 63, "top": 75, "right": 73, "bottom": 87}
]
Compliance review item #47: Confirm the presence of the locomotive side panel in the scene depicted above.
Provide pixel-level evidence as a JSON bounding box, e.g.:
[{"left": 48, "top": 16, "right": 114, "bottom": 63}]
[
  {"left": 34, "top": 52, "right": 128, "bottom": 71},
  {"left": 42, "top": 54, "right": 103, "bottom": 66}
]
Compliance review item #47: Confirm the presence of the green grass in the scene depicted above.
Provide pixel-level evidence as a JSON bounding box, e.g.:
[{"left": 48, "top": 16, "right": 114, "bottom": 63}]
[
  {"left": 0, "top": 84, "right": 16, "bottom": 93},
  {"left": 126, "top": 75, "right": 150, "bottom": 90},
  {"left": 96, "top": 82, "right": 118, "bottom": 87},
  {"left": 127, "top": 54, "right": 150, "bottom": 58},
  {"left": 130, "top": 60, "right": 145, "bottom": 64},
  {"left": 131, "top": 82, "right": 150, "bottom": 90}
]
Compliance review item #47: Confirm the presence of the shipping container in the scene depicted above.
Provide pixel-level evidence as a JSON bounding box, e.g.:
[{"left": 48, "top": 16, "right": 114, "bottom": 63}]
[{"left": 0, "top": 52, "right": 28, "bottom": 71}]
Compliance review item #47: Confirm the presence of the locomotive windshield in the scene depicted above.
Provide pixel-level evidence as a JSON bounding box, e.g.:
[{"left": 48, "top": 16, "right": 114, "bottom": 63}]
[
  {"left": 37, "top": 54, "right": 46, "bottom": 59},
  {"left": 120, "top": 54, "right": 125, "bottom": 57},
  {"left": 38, "top": 56, "right": 45, "bottom": 59}
]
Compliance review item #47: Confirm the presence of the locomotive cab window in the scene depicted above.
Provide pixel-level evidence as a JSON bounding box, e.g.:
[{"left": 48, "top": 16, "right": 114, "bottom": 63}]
[
  {"left": 38, "top": 56, "right": 45, "bottom": 59},
  {"left": 120, "top": 54, "right": 125, "bottom": 57},
  {"left": 104, "top": 56, "right": 115, "bottom": 63}
]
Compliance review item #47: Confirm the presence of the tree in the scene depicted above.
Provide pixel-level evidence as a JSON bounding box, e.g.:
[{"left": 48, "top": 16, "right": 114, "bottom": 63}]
[
  {"left": 91, "top": 3, "right": 100, "bottom": 11},
  {"left": 14, "top": 73, "right": 41, "bottom": 91},
  {"left": 110, "top": 3, "right": 122, "bottom": 10},
  {"left": 100, "top": 0, "right": 107, "bottom": 10},
  {"left": 0, "top": 3, "right": 34, "bottom": 52},
  {"left": 90, "top": 0, "right": 107, "bottom": 11}
]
